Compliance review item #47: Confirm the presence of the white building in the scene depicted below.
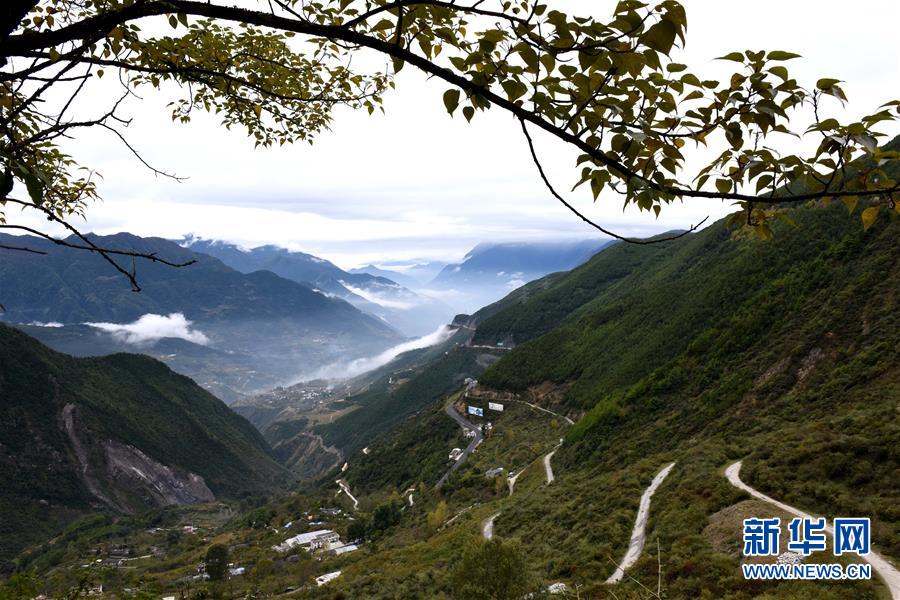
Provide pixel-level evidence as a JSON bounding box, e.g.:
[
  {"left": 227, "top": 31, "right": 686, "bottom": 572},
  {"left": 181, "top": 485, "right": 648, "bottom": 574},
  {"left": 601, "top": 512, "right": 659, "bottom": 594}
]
[
  {"left": 449, "top": 448, "right": 463, "bottom": 461},
  {"left": 315, "top": 571, "right": 342, "bottom": 586},
  {"left": 329, "top": 542, "right": 359, "bottom": 555},
  {"left": 273, "top": 529, "right": 340, "bottom": 553},
  {"left": 309, "top": 531, "right": 341, "bottom": 550}
]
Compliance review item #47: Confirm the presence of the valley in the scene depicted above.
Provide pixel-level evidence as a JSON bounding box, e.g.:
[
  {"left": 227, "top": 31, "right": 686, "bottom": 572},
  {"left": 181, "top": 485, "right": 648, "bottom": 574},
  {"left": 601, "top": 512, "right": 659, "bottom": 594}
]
[
  {"left": 2, "top": 200, "right": 898, "bottom": 599},
  {"left": 3, "top": 3, "right": 899, "bottom": 598}
]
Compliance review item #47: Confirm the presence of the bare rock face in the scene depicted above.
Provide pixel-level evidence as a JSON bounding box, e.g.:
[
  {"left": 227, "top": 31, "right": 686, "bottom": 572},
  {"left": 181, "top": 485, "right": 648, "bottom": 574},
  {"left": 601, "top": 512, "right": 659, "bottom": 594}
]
[
  {"left": 61, "top": 403, "right": 214, "bottom": 513},
  {"left": 104, "top": 440, "right": 214, "bottom": 507}
]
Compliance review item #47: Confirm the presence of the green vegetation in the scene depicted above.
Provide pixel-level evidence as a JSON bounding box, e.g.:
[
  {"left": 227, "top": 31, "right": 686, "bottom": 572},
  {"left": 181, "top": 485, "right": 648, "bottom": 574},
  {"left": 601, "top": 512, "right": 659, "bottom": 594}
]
[
  {"left": 0, "top": 325, "right": 289, "bottom": 568},
  {"left": 317, "top": 346, "right": 499, "bottom": 454},
  {"left": 204, "top": 544, "right": 229, "bottom": 582},
  {"left": 3, "top": 198, "right": 899, "bottom": 599},
  {"left": 450, "top": 538, "right": 533, "bottom": 600}
]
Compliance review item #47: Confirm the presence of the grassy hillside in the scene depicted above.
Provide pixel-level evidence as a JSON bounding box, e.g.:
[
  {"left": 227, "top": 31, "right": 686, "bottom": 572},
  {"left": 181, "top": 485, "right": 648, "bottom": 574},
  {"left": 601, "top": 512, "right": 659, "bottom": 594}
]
[
  {"left": 0, "top": 325, "right": 289, "bottom": 568},
  {"left": 6, "top": 202, "right": 898, "bottom": 599},
  {"left": 296, "top": 202, "right": 900, "bottom": 598}
]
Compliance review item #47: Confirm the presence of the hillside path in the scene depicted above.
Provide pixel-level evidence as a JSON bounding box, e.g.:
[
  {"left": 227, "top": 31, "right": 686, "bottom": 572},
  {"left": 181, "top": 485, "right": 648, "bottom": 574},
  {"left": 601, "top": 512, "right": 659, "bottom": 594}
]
[
  {"left": 512, "top": 399, "right": 575, "bottom": 425},
  {"left": 507, "top": 469, "right": 524, "bottom": 496},
  {"left": 483, "top": 512, "right": 501, "bottom": 540},
  {"left": 436, "top": 403, "right": 483, "bottom": 489},
  {"left": 606, "top": 462, "right": 676, "bottom": 584},
  {"left": 726, "top": 461, "right": 900, "bottom": 600},
  {"left": 336, "top": 479, "right": 359, "bottom": 511},
  {"left": 544, "top": 449, "right": 557, "bottom": 484}
]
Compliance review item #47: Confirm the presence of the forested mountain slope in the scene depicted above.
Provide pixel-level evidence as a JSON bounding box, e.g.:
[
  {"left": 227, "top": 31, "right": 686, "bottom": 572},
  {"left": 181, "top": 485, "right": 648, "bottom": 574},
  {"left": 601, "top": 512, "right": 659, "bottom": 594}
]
[
  {"left": 291, "top": 201, "right": 898, "bottom": 599},
  {"left": 0, "top": 325, "right": 289, "bottom": 568}
]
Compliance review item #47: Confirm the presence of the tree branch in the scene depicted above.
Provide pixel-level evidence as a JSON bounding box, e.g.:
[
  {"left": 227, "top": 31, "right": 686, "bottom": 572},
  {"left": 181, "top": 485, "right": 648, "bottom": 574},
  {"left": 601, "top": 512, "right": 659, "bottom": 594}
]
[
  {"left": 1, "top": 197, "right": 196, "bottom": 292},
  {"left": 520, "top": 119, "right": 708, "bottom": 245}
]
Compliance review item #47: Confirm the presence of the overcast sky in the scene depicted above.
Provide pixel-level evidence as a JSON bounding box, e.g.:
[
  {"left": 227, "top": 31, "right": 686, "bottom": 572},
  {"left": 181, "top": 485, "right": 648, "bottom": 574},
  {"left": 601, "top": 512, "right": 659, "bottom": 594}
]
[{"left": 14, "top": 0, "right": 900, "bottom": 268}]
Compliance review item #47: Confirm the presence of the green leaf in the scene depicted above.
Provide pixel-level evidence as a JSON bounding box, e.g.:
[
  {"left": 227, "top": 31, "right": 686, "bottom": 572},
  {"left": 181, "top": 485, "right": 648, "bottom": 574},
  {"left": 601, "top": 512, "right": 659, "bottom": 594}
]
[
  {"left": 816, "top": 78, "right": 842, "bottom": 90},
  {"left": 715, "top": 178, "right": 732, "bottom": 194},
  {"left": 861, "top": 206, "right": 879, "bottom": 230},
  {"left": 500, "top": 79, "right": 528, "bottom": 101},
  {"left": 442, "top": 89, "right": 460, "bottom": 115},
  {"left": 767, "top": 51, "right": 801, "bottom": 61},
  {"left": 716, "top": 52, "right": 745, "bottom": 63},
  {"left": 22, "top": 171, "right": 43, "bottom": 205},
  {"left": 643, "top": 19, "right": 676, "bottom": 55},
  {"left": 768, "top": 65, "right": 788, "bottom": 80},
  {"left": 841, "top": 195, "right": 859, "bottom": 215},
  {"left": 773, "top": 212, "right": 797, "bottom": 228},
  {"left": 462, "top": 106, "right": 474, "bottom": 123}
]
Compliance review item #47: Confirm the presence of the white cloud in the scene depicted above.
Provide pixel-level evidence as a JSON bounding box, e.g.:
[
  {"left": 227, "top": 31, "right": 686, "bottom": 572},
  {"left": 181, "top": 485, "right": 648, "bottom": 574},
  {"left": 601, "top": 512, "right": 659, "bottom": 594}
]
[
  {"left": 341, "top": 282, "right": 416, "bottom": 311},
  {"left": 27, "top": 321, "right": 64, "bottom": 328},
  {"left": 85, "top": 313, "right": 209, "bottom": 346},
  {"left": 298, "top": 325, "right": 454, "bottom": 382}
]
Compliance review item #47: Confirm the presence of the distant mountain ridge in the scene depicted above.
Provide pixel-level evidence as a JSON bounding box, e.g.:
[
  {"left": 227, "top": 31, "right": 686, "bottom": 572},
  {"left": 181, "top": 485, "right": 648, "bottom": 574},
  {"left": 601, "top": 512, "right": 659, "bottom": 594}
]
[
  {"left": 0, "top": 232, "right": 401, "bottom": 400},
  {"left": 427, "top": 239, "right": 613, "bottom": 312},
  {"left": 180, "top": 236, "right": 454, "bottom": 336}
]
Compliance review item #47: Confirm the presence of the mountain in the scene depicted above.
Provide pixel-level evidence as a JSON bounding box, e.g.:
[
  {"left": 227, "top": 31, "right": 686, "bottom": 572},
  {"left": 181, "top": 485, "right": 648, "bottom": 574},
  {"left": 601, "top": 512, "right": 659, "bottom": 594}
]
[
  {"left": 181, "top": 237, "right": 454, "bottom": 336},
  {"left": 272, "top": 200, "right": 898, "bottom": 597},
  {"left": 426, "top": 239, "right": 613, "bottom": 312},
  {"left": 232, "top": 322, "right": 501, "bottom": 478},
  {"left": 348, "top": 264, "right": 422, "bottom": 289},
  {"left": 356, "top": 260, "right": 449, "bottom": 287},
  {"left": 0, "top": 232, "right": 401, "bottom": 401},
  {"left": 7, "top": 203, "right": 899, "bottom": 598},
  {"left": 0, "top": 324, "right": 289, "bottom": 567}
]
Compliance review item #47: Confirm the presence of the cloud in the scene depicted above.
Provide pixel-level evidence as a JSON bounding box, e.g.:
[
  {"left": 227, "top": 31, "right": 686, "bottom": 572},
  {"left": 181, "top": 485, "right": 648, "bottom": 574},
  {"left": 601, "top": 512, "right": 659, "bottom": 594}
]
[
  {"left": 298, "top": 325, "right": 454, "bottom": 382},
  {"left": 341, "top": 282, "right": 416, "bottom": 310},
  {"left": 27, "top": 321, "right": 64, "bottom": 328},
  {"left": 86, "top": 313, "right": 210, "bottom": 346}
]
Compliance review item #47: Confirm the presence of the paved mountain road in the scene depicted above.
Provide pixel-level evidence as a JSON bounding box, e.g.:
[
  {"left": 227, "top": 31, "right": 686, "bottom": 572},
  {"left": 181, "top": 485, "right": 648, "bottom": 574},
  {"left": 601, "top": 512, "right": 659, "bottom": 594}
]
[{"left": 435, "top": 403, "right": 484, "bottom": 489}]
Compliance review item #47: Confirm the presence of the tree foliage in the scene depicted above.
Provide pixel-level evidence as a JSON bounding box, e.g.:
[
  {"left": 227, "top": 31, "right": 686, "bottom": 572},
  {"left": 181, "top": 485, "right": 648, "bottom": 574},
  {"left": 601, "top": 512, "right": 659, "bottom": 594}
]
[
  {"left": 450, "top": 538, "right": 534, "bottom": 600},
  {"left": 204, "top": 543, "right": 229, "bottom": 582},
  {"left": 1, "top": 0, "right": 899, "bottom": 257}
]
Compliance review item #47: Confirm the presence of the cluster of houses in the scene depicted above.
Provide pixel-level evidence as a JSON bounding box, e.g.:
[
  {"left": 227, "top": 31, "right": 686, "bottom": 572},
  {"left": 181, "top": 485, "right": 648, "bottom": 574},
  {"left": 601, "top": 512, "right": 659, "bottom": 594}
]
[{"left": 273, "top": 529, "right": 358, "bottom": 556}]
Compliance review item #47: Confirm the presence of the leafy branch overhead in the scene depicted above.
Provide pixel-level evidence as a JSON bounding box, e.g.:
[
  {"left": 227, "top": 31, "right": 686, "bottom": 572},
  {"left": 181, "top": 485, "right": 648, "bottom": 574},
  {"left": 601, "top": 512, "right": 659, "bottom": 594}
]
[{"left": 1, "top": 0, "right": 899, "bottom": 247}]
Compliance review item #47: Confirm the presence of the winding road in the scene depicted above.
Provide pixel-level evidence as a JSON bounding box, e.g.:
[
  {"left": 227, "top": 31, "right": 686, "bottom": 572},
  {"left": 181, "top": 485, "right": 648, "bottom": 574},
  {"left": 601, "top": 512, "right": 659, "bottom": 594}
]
[
  {"left": 436, "top": 403, "right": 484, "bottom": 489},
  {"left": 512, "top": 399, "right": 575, "bottom": 425},
  {"left": 483, "top": 512, "right": 501, "bottom": 540},
  {"left": 726, "top": 461, "right": 900, "bottom": 600},
  {"left": 606, "top": 462, "right": 676, "bottom": 584},
  {"left": 543, "top": 449, "right": 557, "bottom": 484},
  {"left": 507, "top": 469, "right": 523, "bottom": 496},
  {"left": 336, "top": 479, "right": 359, "bottom": 511}
]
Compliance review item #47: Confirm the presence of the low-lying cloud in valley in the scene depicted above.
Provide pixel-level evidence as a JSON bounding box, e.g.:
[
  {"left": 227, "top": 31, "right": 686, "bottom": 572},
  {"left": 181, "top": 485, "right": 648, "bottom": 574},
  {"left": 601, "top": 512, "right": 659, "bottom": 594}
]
[
  {"left": 86, "top": 313, "right": 210, "bottom": 346},
  {"left": 297, "top": 325, "right": 454, "bottom": 382},
  {"left": 341, "top": 282, "right": 416, "bottom": 310}
]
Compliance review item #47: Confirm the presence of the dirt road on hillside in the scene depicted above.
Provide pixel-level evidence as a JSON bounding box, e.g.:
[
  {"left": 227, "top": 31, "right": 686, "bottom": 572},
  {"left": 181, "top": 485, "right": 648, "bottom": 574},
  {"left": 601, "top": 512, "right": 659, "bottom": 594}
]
[
  {"left": 606, "top": 462, "right": 676, "bottom": 584},
  {"left": 726, "top": 461, "right": 900, "bottom": 600}
]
